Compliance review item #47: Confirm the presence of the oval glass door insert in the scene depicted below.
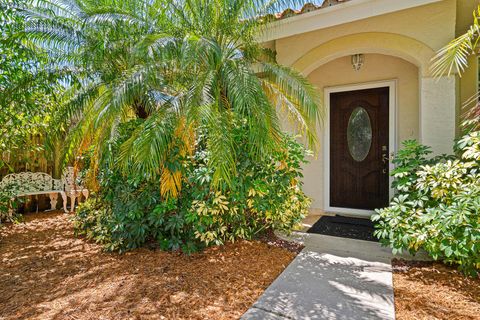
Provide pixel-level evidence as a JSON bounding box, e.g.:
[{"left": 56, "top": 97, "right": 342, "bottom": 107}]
[{"left": 347, "top": 107, "right": 372, "bottom": 162}]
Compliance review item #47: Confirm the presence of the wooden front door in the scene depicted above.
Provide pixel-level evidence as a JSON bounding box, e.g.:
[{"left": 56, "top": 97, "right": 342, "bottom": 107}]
[{"left": 330, "top": 87, "right": 390, "bottom": 211}]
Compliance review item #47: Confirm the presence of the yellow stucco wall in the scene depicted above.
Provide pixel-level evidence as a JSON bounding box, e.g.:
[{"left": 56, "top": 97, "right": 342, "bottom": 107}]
[
  {"left": 272, "top": 0, "right": 478, "bottom": 135},
  {"left": 456, "top": 0, "right": 480, "bottom": 36},
  {"left": 289, "top": 32, "right": 435, "bottom": 77},
  {"left": 457, "top": 1, "right": 479, "bottom": 135},
  {"left": 303, "top": 54, "right": 419, "bottom": 210},
  {"left": 270, "top": 0, "right": 479, "bottom": 213},
  {"left": 458, "top": 56, "right": 478, "bottom": 135},
  {"left": 275, "top": 0, "right": 457, "bottom": 69}
]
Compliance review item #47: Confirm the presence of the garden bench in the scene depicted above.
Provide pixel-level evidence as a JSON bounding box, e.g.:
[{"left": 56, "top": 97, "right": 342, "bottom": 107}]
[{"left": 0, "top": 167, "right": 89, "bottom": 216}]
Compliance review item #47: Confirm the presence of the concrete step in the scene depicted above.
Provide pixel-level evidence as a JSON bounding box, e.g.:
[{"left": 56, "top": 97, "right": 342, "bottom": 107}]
[{"left": 276, "top": 231, "right": 432, "bottom": 263}]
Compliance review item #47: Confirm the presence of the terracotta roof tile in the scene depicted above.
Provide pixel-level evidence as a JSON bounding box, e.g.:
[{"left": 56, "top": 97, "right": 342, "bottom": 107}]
[{"left": 265, "top": 0, "right": 352, "bottom": 21}]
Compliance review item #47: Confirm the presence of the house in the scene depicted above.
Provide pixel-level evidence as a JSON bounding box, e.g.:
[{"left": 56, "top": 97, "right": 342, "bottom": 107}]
[{"left": 262, "top": 0, "right": 480, "bottom": 217}]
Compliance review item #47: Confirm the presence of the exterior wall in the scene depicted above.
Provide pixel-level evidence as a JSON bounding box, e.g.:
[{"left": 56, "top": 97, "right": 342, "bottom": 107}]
[
  {"left": 302, "top": 54, "right": 419, "bottom": 211},
  {"left": 456, "top": 0, "right": 480, "bottom": 36},
  {"left": 273, "top": 1, "right": 459, "bottom": 158},
  {"left": 289, "top": 32, "right": 435, "bottom": 77},
  {"left": 458, "top": 55, "right": 479, "bottom": 136},
  {"left": 420, "top": 76, "right": 456, "bottom": 155},
  {"left": 457, "top": 1, "right": 479, "bottom": 136},
  {"left": 275, "top": 0, "right": 457, "bottom": 69},
  {"left": 269, "top": 0, "right": 470, "bottom": 213}
]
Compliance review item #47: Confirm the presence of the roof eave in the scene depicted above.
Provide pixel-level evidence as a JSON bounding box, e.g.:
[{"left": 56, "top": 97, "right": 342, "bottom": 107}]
[{"left": 259, "top": 0, "right": 443, "bottom": 42}]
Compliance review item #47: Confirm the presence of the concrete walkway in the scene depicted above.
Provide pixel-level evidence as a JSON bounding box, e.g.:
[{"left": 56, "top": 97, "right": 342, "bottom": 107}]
[{"left": 242, "top": 233, "right": 406, "bottom": 320}]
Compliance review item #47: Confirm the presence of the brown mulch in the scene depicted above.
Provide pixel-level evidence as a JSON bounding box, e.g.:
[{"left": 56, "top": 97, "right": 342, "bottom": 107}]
[
  {"left": 0, "top": 212, "right": 296, "bottom": 320},
  {"left": 393, "top": 259, "right": 480, "bottom": 320}
]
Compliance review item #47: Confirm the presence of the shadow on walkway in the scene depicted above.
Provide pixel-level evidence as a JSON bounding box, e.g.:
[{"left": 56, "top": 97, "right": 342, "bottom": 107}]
[{"left": 242, "top": 237, "right": 395, "bottom": 320}]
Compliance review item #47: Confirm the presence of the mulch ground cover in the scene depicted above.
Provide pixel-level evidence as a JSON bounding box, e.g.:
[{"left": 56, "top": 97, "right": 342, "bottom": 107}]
[
  {"left": 0, "top": 211, "right": 297, "bottom": 320},
  {"left": 393, "top": 259, "right": 480, "bottom": 320}
]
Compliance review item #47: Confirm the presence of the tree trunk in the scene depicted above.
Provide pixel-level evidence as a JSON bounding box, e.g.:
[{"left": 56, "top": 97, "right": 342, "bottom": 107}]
[{"left": 133, "top": 100, "right": 149, "bottom": 119}]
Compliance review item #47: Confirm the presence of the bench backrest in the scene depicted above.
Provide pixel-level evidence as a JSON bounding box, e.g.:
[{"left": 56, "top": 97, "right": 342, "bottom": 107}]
[
  {"left": 0, "top": 172, "right": 55, "bottom": 194},
  {"left": 0, "top": 167, "right": 85, "bottom": 195}
]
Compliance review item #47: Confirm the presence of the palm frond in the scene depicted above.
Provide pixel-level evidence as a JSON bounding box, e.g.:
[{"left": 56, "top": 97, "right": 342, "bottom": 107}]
[
  {"left": 20, "top": 0, "right": 324, "bottom": 191},
  {"left": 260, "top": 61, "right": 322, "bottom": 151},
  {"left": 117, "top": 109, "right": 176, "bottom": 178},
  {"left": 197, "top": 103, "right": 237, "bottom": 187},
  {"left": 432, "top": 6, "right": 480, "bottom": 77}
]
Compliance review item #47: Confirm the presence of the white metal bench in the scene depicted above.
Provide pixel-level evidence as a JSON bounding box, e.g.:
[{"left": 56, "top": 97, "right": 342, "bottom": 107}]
[
  {"left": 0, "top": 167, "right": 89, "bottom": 216},
  {"left": 60, "top": 167, "right": 89, "bottom": 213}
]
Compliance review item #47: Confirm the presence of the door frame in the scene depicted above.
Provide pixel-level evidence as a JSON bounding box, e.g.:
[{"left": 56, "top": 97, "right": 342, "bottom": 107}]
[{"left": 324, "top": 80, "right": 397, "bottom": 217}]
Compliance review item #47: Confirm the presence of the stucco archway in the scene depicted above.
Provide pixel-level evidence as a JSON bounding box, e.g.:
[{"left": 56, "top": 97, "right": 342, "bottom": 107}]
[{"left": 291, "top": 32, "right": 436, "bottom": 77}]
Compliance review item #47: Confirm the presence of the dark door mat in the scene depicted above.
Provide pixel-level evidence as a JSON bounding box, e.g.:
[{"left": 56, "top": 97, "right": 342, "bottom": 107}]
[{"left": 307, "top": 215, "right": 379, "bottom": 242}]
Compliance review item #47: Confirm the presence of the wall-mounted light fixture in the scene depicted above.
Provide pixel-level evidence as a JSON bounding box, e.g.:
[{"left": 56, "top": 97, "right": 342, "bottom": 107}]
[{"left": 351, "top": 54, "right": 364, "bottom": 71}]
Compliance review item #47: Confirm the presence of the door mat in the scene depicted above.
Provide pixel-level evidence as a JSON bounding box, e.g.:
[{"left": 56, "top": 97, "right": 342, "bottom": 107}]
[{"left": 307, "top": 215, "right": 379, "bottom": 242}]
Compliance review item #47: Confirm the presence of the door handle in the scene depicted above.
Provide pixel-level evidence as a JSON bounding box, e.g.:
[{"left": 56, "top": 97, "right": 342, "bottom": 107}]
[
  {"left": 382, "top": 154, "right": 389, "bottom": 163},
  {"left": 381, "top": 146, "right": 388, "bottom": 163},
  {"left": 382, "top": 151, "right": 395, "bottom": 163},
  {"left": 381, "top": 146, "right": 394, "bottom": 175},
  {"left": 382, "top": 152, "right": 394, "bottom": 174}
]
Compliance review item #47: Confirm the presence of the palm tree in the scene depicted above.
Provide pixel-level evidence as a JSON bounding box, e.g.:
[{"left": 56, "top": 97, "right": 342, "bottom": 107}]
[{"left": 19, "top": 0, "right": 322, "bottom": 196}]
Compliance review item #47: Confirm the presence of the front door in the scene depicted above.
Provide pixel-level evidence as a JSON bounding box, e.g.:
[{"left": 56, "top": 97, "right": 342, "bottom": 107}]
[{"left": 330, "top": 87, "right": 390, "bottom": 211}]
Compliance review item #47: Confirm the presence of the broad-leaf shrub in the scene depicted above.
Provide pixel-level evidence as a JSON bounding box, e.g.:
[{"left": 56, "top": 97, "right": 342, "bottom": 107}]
[
  {"left": 74, "top": 120, "right": 311, "bottom": 252},
  {"left": 372, "top": 134, "right": 480, "bottom": 276},
  {"left": 0, "top": 181, "right": 24, "bottom": 225}
]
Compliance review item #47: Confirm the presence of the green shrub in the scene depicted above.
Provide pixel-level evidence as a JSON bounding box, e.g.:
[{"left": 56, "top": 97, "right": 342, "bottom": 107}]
[
  {"left": 372, "top": 133, "right": 480, "bottom": 276},
  {"left": 185, "top": 132, "right": 311, "bottom": 246},
  {"left": 0, "top": 181, "right": 24, "bottom": 225},
  {"left": 73, "top": 119, "right": 311, "bottom": 253}
]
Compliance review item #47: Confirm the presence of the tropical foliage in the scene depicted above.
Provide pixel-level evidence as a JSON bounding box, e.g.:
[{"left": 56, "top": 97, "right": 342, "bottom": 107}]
[
  {"left": 372, "top": 131, "right": 480, "bottom": 276},
  {"left": 17, "top": 0, "right": 321, "bottom": 197},
  {"left": 0, "top": 181, "right": 24, "bottom": 224},
  {"left": 373, "top": 4, "right": 480, "bottom": 277},
  {"left": 11, "top": 0, "right": 322, "bottom": 250},
  {"left": 0, "top": 0, "right": 65, "bottom": 173},
  {"left": 74, "top": 120, "right": 311, "bottom": 252}
]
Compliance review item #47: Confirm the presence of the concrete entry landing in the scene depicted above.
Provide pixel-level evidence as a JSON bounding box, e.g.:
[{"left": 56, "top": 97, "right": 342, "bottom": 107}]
[{"left": 242, "top": 233, "right": 396, "bottom": 320}]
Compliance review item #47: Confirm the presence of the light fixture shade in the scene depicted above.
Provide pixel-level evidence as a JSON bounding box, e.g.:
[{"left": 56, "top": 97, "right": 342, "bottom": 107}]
[{"left": 351, "top": 54, "right": 364, "bottom": 71}]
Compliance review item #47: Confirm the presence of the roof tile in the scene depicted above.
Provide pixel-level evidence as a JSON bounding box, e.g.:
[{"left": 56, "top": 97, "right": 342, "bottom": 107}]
[{"left": 271, "top": 0, "right": 352, "bottom": 21}]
